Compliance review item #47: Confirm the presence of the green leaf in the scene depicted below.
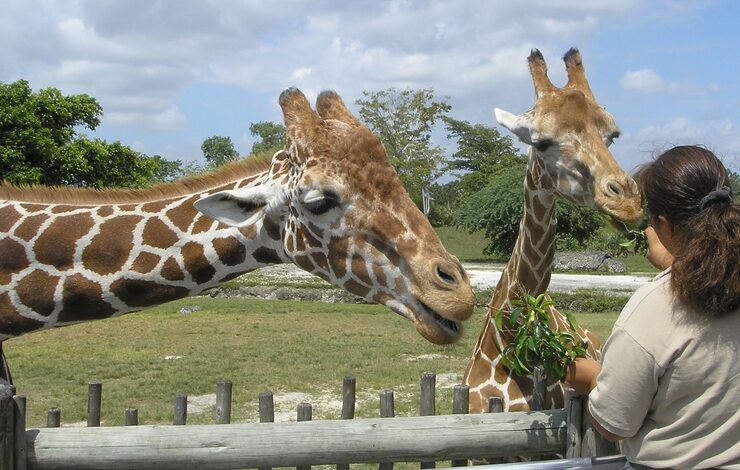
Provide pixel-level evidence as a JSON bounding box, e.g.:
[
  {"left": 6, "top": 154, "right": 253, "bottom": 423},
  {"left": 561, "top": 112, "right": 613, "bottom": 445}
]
[
  {"left": 510, "top": 307, "right": 523, "bottom": 325},
  {"left": 495, "top": 309, "right": 504, "bottom": 332},
  {"left": 564, "top": 311, "right": 580, "bottom": 331}
]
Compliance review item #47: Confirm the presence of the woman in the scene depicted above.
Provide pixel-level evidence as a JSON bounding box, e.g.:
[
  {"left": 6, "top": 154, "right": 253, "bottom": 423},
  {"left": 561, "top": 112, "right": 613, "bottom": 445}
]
[{"left": 567, "top": 145, "right": 739, "bottom": 469}]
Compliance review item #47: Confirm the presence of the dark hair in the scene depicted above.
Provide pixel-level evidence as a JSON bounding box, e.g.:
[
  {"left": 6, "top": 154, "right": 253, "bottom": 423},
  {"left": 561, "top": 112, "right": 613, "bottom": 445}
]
[{"left": 636, "top": 145, "right": 739, "bottom": 316}]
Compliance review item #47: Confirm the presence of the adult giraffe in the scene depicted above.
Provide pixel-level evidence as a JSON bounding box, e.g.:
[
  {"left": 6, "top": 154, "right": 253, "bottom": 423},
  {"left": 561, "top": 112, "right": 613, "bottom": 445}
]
[
  {"left": 464, "top": 49, "right": 643, "bottom": 412},
  {"left": 0, "top": 88, "right": 474, "bottom": 383}
]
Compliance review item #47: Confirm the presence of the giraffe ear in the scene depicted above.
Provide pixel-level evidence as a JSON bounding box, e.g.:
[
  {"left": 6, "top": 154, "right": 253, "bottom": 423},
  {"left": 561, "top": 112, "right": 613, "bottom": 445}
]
[
  {"left": 194, "top": 186, "right": 276, "bottom": 228},
  {"left": 494, "top": 108, "right": 535, "bottom": 145}
]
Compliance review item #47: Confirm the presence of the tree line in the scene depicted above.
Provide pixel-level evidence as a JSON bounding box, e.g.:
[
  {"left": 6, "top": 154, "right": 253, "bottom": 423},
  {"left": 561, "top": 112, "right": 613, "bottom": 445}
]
[{"left": 2, "top": 80, "right": 737, "bottom": 256}]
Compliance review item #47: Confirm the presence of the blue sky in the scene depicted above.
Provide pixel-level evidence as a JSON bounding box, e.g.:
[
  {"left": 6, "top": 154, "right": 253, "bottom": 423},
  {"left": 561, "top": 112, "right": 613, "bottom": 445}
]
[{"left": 2, "top": 0, "right": 738, "bottom": 174}]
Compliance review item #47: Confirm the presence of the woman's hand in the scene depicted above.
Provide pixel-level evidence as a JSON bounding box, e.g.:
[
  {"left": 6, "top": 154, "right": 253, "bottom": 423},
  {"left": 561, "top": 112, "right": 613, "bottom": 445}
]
[
  {"left": 565, "top": 357, "right": 601, "bottom": 396},
  {"left": 645, "top": 226, "right": 674, "bottom": 270}
]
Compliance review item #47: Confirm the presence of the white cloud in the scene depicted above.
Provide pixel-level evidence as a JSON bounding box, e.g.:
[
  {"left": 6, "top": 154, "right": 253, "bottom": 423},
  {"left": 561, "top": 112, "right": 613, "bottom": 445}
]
[
  {"left": 620, "top": 69, "right": 678, "bottom": 93},
  {"left": 105, "top": 106, "right": 186, "bottom": 131},
  {"left": 290, "top": 68, "right": 313, "bottom": 81}
]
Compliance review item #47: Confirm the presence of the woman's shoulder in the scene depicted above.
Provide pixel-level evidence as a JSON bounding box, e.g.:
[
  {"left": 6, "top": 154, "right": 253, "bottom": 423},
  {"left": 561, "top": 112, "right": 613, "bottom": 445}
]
[{"left": 616, "top": 269, "right": 673, "bottom": 327}]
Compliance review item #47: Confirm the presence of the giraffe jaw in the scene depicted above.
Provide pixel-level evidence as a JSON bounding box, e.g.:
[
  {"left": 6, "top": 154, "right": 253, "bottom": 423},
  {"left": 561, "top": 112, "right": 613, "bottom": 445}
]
[{"left": 386, "top": 299, "right": 464, "bottom": 344}]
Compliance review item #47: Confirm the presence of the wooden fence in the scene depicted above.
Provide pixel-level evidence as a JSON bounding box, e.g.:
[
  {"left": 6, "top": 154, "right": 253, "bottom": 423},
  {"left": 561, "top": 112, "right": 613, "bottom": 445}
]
[{"left": 0, "top": 370, "right": 619, "bottom": 470}]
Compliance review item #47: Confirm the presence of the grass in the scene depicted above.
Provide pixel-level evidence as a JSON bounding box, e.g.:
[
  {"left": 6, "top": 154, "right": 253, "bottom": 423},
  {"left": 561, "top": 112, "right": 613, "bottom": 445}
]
[
  {"left": 433, "top": 226, "right": 501, "bottom": 262},
  {"left": 6, "top": 296, "right": 622, "bottom": 429},
  {"left": 618, "top": 254, "right": 660, "bottom": 274}
]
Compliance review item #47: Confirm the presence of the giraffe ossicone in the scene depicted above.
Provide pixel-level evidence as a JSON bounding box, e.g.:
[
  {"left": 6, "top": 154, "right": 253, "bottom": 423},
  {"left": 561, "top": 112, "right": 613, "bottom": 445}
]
[
  {"left": 464, "top": 48, "right": 643, "bottom": 413},
  {"left": 0, "top": 88, "right": 474, "bottom": 382}
]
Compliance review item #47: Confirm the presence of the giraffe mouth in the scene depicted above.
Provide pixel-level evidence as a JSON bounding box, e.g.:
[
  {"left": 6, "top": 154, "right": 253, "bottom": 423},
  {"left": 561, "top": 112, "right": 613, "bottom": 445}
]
[
  {"left": 416, "top": 301, "right": 463, "bottom": 344},
  {"left": 422, "top": 302, "right": 461, "bottom": 330},
  {"left": 383, "top": 297, "right": 464, "bottom": 344}
]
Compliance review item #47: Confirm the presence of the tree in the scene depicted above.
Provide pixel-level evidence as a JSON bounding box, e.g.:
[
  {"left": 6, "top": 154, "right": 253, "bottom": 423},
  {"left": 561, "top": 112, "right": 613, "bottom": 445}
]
[
  {"left": 442, "top": 116, "right": 524, "bottom": 195},
  {"left": 0, "top": 80, "right": 182, "bottom": 188},
  {"left": 454, "top": 160, "right": 602, "bottom": 257},
  {"left": 249, "top": 121, "right": 285, "bottom": 156},
  {"left": 356, "top": 88, "right": 450, "bottom": 199},
  {"left": 201, "top": 135, "right": 239, "bottom": 167},
  {"left": 0, "top": 79, "right": 101, "bottom": 184}
]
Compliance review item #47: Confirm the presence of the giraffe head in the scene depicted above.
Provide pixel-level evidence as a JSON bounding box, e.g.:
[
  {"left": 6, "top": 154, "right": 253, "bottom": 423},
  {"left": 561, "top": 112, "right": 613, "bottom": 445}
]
[
  {"left": 494, "top": 48, "right": 642, "bottom": 225},
  {"left": 194, "top": 88, "right": 473, "bottom": 344}
]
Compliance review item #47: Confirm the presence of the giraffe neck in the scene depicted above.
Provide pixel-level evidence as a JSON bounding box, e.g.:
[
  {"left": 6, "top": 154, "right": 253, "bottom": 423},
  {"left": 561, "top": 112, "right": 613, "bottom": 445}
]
[
  {"left": 0, "top": 167, "right": 288, "bottom": 339},
  {"left": 500, "top": 158, "right": 558, "bottom": 302},
  {"left": 464, "top": 156, "right": 559, "bottom": 412}
]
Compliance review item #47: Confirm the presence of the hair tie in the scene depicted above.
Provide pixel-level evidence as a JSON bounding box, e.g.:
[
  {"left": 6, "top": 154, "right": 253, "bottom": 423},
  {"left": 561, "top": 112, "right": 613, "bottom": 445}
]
[{"left": 699, "top": 186, "right": 733, "bottom": 210}]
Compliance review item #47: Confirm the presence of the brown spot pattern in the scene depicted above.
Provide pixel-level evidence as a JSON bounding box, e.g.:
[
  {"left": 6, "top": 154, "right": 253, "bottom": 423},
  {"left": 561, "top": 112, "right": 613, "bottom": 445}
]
[
  {"left": 344, "top": 279, "right": 370, "bottom": 299},
  {"left": 20, "top": 204, "right": 45, "bottom": 212},
  {"left": 82, "top": 215, "right": 141, "bottom": 275},
  {"left": 212, "top": 237, "right": 246, "bottom": 266},
  {"left": 161, "top": 257, "right": 185, "bottom": 281},
  {"left": 35, "top": 213, "right": 95, "bottom": 270},
  {"left": 97, "top": 206, "right": 114, "bottom": 217},
  {"left": 0, "top": 239, "right": 29, "bottom": 284},
  {"left": 13, "top": 214, "right": 47, "bottom": 241},
  {"left": 181, "top": 242, "right": 216, "bottom": 284},
  {"left": 0, "top": 293, "right": 44, "bottom": 336},
  {"left": 142, "top": 218, "right": 178, "bottom": 249},
  {"left": 16, "top": 269, "right": 59, "bottom": 317},
  {"left": 132, "top": 252, "right": 161, "bottom": 273},
  {"left": 110, "top": 279, "right": 190, "bottom": 308},
  {"left": 141, "top": 201, "right": 168, "bottom": 213},
  {"left": 59, "top": 274, "right": 116, "bottom": 322},
  {"left": 166, "top": 197, "right": 198, "bottom": 232},
  {"left": 263, "top": 217, "right": 281, "bottom": 241},
  {"left": 0, "top": 205, "right": 21, "bottom": 232},
  {"left": 192, "top": 215, "right": 215, "bottom": 235},
  {"left": 253, "top": 247, "right": 281, "bottom": 264}
]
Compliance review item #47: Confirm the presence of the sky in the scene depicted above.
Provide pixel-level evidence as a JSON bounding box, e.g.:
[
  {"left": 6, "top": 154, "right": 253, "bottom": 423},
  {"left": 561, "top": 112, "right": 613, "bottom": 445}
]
[{"left": 2, "top": 0, "right": 739, "bottom": 175}]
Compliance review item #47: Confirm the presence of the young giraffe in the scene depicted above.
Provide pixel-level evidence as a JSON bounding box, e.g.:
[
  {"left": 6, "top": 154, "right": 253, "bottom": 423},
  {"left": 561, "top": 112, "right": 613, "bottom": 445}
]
[
  {"left": 0, "top": 88, "right": 474, "bottom": 383},
  {"left": 464, "top": 49, "right": 643, "bottom": 413}
]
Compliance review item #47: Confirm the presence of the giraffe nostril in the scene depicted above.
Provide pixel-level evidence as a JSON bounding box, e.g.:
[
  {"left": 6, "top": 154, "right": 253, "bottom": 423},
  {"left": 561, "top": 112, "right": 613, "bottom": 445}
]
[
  {"left": 436, "top": 264, "right": 457, "bottom": 286},
  {"left": 607, "top": 181, "right": 623, "bottom": 197}
]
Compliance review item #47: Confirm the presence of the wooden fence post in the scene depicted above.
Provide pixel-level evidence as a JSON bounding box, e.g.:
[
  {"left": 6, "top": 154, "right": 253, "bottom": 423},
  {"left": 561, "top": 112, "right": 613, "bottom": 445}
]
[
  {"left": 379, "top": 389, "right": 395, "bottom": 470},
  {"left": 451, "top": 384, "right": 469, "bottom": 467},
  {"left": 419, "top": 372, "right": 436, "bottom": 469},
  {"left": 528, "top": 367, "right": 548, "bottom": 461},
  {"left": 297, "top": 402, "right": 312, "bottom": 470},
  {"left": 484, "top": 396, "right": 505, "bottom": 464},
  {"left": 13, "top": 395, "right": 27, "bottom": 470},
  {"left": 87, "top": 381, "right": 102, "bottom": 427},
  {"left": 215, "top": 379, "right": 232, "bottom": 424},
  {"left": 565, "top": 390, "right": 583, "bottom": 458},
  {"left": 125, "top": 408, "right": 138, "bottom": 426},
  {"left": 531, "top": 366, "right": 547, "bottom": 411},
  {"left": 0, "top": 384, "right": 16, "bottom": 470},
  {"left": 173, "top": 394, "right": 187, "bottom": 425},
  {"left": 337, "top": 377, "right": 355, "bottom": 470},
  {"left": 259, "top": 391, "right": 274, "bottom": 470},
  {"left": 46, "top": 408, "right": 61, "bottom": 428}
]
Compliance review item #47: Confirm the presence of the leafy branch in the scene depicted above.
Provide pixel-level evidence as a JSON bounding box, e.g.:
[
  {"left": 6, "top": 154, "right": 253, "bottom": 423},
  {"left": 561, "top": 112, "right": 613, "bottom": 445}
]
[{"left": 494, "top": 293, "right": 588, "bottom": 381}]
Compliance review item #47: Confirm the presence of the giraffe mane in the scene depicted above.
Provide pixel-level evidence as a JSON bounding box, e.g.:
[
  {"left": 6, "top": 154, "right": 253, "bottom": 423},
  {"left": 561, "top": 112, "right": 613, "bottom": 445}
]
[{"left": 0, "top": 153, "right": 274, "bottom": 205}]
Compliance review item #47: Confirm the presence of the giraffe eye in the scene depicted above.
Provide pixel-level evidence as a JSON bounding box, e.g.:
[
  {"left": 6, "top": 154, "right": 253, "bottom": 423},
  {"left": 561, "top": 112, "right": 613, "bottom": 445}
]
[
  {"left": 303, "top": 191, "right": 341, "bottom": 215},
  {"left": 534, "top": 139, "right": 554, "bottom": 152}
]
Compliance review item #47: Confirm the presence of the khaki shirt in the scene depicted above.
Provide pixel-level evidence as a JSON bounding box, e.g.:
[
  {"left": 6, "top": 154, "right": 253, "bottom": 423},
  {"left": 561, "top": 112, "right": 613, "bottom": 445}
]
[{"left": 589, "top": 269, "right": 740, "bottom": 469}]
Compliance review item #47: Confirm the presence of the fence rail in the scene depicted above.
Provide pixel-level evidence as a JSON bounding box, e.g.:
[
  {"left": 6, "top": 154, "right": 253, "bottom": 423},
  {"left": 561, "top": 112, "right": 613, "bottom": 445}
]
[
  {"left": 26, "top": 412, "right": 566, "bottom": 470},
  {"left": 0, "top": 370, "right": 619, "bottom": 470}
]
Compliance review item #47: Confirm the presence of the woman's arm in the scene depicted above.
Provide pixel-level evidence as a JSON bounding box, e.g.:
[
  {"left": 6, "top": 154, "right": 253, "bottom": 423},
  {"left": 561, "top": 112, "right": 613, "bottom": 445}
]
[{"left": 566, "top": 358, "right": 626, "bottom": 442}]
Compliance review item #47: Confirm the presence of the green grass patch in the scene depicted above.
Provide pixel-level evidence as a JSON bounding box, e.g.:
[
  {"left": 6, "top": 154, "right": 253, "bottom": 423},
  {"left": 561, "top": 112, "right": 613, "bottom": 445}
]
[
  {"left": 433, "top": 226, "right": 502, "bottom": 262},
  {"left": 616, "top": 254, "right": 660, "bottom": 274},
  {"left": 6, "top": 296, "right": 619, "bottom": 429}
]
